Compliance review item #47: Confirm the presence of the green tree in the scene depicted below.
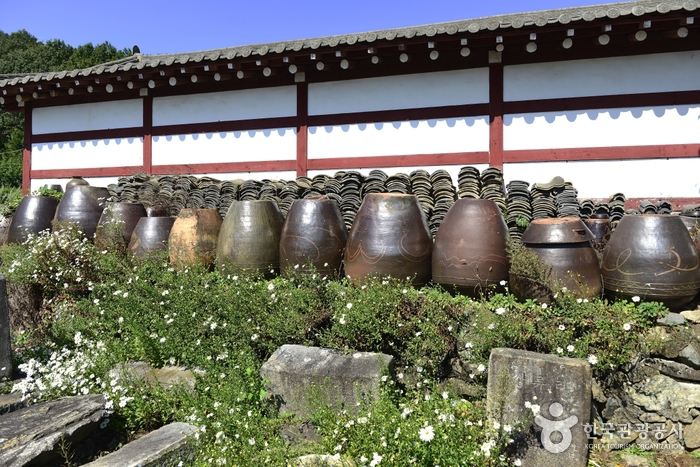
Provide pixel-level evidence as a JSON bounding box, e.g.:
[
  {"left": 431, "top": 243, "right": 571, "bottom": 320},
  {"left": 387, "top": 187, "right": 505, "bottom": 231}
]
[{"left": 0, "top": 30, "right": 131, "bottom": 187}]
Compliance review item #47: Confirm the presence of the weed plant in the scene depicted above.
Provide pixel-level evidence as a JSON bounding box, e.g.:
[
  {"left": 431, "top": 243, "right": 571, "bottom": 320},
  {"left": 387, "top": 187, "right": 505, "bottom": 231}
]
[{"left": 0, "top": 226, "right": 670, "bottom": 466}]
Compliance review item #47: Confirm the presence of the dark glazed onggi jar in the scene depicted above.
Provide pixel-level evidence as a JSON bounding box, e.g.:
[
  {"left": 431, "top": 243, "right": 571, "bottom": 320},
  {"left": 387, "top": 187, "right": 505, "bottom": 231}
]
[
  {"left": 344, "top": 193, "right": 432, "bottom": 286},
  {"left": 432, "top": 199, "right": 509, "bottom": 296},
  {"left": 602, "top": 214, "right": 700, "bottom": 310}
]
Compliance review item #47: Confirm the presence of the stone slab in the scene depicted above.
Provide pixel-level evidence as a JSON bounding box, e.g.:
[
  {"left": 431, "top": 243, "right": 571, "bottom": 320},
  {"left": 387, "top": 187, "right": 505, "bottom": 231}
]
[
  {"left": 657, "top": 312, "right": 686, "bottom": 326},
  {"left": 108, "top": 362, "right": 196, "bottom": 391},
  {"left": 82, "top": 422, "right": 197, "bottom": 467},
  {"left": 487, "top": 348, "right": 591, "bottom": 467},
  {"left": 0, "top": 274, "right": 11, "bottom": 379},
  {"left": 644, "top": 358, "right": 700, "bottom": 382},
  {"left": 260, "top": 345, "right": 393, "bottom": 419},
  {"left": 0, "top": 394, "right": 105, "bottom": 467},
  {"left": 0, "top": 392, "right": 24, "bottom": 415}
]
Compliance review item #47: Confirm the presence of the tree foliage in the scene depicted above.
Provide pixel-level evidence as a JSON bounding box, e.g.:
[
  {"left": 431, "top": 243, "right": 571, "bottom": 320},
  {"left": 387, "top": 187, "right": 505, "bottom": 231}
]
[{"left": 0, "top": 29, "right": 131, "bottom": 187}]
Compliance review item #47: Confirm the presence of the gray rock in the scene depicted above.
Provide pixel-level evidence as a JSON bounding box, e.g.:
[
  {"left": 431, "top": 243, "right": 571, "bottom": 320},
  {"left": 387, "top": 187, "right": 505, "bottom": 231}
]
[
  {"left": 630, "top": 374, "right": 700, "bottom": 412},
  {"left": 692, "top": 408, "right": 700, "bottom": 417},
  {"left": 638, "top": 412, "right": 666, "bottom": 423},
  {"left": 681, "top": 309, "right": 700, "bottom": 323},
  {"left": 0, "top": 275, "right": 11, "bottom": 379},
  {"left": 678, "top": 343, "right": 700, "bottom": 369},
  {"left": 0, "top": 394, "right": 105, "bottom": 467},
  {"left": 602, "top": 396, "right": 621, "bottom": 419},
  {"left": 591, "top": 378, "right": 607, "bottom": 404},
  {"left": 644, "top": 358, "right": 700, "bottom": 382},
  {"left": 657, "top": 312, "right": 686, "bottom": 326},
  {"left": 280, "top": 422, "right": 321, "bottom": 446},
  {"left": 658, "top": 406, "right": 693, "bottom": 423},
  {"left": 618, "top": 453, "right": 651, "bottom": 467},
  {"left": 0, "top": 392, "right": 24, "bottom": 415},
  {"left": 685, "top": 416, "right": 700, "bottom": 449},
  {"left": 109, "top": 362, "right": 196, "bottom": 391},
  {"left": 260, "top": 345, "right": 394, "bottom": 418},
  {"left": 81, "top": 422, "right": 197, "bottom": 467},
  {"left": 486, "top": 348, "right": 591, "bottom": 467}
]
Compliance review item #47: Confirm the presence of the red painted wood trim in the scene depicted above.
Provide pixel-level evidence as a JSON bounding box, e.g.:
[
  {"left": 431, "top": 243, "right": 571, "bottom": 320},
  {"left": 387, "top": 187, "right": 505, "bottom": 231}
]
[
  {"left": 489, "top": 60, "right": 504, "bottom": 170},
  {"left": 153, "top": 117, "right": 299, "bottom": 137},
  {"left": 307, "top": 152, "right": 489, "bottom": 171},
  {"left": 151, "top": 160, "right": 296, "bottom": 175},
  {"left": 32, "top": 127, "right": 144, "bottom": 144},
  {"left": 504, "top": 90, "right": 700, "bottom": 115},
  {"left": 503, "top": 144, "right": 700, "bottom": 163},
  {"left": 143, "top": 96, "right": 153, "bottom": 175},
  {"left": 31, "top": 166, "right": 144, "bottom": 179},
  {"left": 22, "top": 103, "right": 32, "bottom": 195},
  {"left": 306, "top": 103, "right": 490, "bottom": 127},
  {"left": 296, "top": 82, "right": 308, "bottom": 177}
]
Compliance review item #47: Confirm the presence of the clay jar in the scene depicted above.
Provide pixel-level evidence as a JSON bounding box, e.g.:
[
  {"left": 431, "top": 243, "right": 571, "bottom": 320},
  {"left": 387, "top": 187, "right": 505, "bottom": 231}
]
[
  {"left": 128, "top": 216, "right": 176, "bottom": 259},
  {"left": 65, "top": 176, "right": 89, "bottom": 189},
  {"left": 279, "top": 196, "right": 348, "bottom": 278},
  {"left": 54, "top": 185, "right": 110, "bottom": 240},
  {"left": 7, "top": 195, "right": 60, "bottom": 244},
  {"left": 602, "top": 214, "right": 700, "bottom": 310},
  {"left": 432, "top": 199, "right": 509, "bottom": 296},
  {"left": 168, "top": 208, "right": 222, "bottom": 270},
  {"left": 512, "top": 217, "right": 602, "bottom": 302},
  {"left": 95, "top": 202, "right": 147, "bottom": 250},
  {"left": 583, "top": 214, "right": 612, "bottom": 254},
  {"left": 680, "top": 211, "right": 700, "bottom": 252},
  {"left": 344, "top": 193, "right": 432, "bottom": 286},
  {"left": 216, "top": 200, "right": 284, "bottom": 277}
]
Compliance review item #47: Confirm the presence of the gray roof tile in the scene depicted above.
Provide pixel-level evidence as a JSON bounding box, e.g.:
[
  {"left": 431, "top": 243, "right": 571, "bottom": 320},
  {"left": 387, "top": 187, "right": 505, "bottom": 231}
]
[{"left": 1, "top": 0, "right": 698, "bottom": 88}]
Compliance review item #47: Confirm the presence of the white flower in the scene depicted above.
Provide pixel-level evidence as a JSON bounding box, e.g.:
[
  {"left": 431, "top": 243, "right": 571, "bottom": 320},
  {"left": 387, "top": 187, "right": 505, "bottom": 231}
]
[
  {"left": 530, "top": 404, "right": 541, "bottom": 416},
  {"left": 514, "top": 459, "right": 522, "bottom": 466},
  {"left": 339, "top": 315, "right": 346, "bottom": 325},
  {"left": 477, "top": 364, "right": 486, "bottom": 373},
  {"left": 465, "top": 342, "right": 473, "bottom": 349},
  {"left": 402, "top": 289, "right": 407, "bottom": 294},
  {"left": 623, "top": 322, "right": 632, "bottom": 331},
  {"left": 493, "top": 421, "right": 501, "bottom": 430},
  {"left": 442, "top": 391, "right": 449, "bottom": 399},
  {"left": 346, "top": 302, "right": 353, "bottom": 309},
  {"left": 122, "top": 292, "right": 128, "bottom": 298},
  {"left": 588, "top": 355, "right": 598, "bottom": 365},
  {"left": 567, "top": 345, "right": 575, "bottom": 352},
  {"left": 248, "top": 438, "right": 255, "bottom": 445},
  {"left": 370, "top": 452, "right": 383, "bottom": 466},
  {"left": 487, "top": 323, "right": 495, "bottom": 330},
  {"left": 495, "top": 307, "right": 506, "bottom": 315},
  {"left": 499, "top": 280, "right": 507, "bottom": 286},
  {"left": 251, "top": 334, "right": 258, "bottom": 341},
  {"left": 556, "top": 347, "right": 563, "bottom": 354},
  {"left": 267, "top": 283, "right": 274, "bottom": 291},
  {"left": 576, "top": 298, "right": 583, "bottom": 304},
  {"left": 159, "top": 337, "right": 166, "bottom": 343},
  {"left": 419, "top": 425, "right": 435, "bottom": 442},
  {"left": 294, "top": 264, "right": 299, "bottom": 269},
  {"left": 632, "top": 296, "right": 641, "bottom": 303},
  {"left": 558, "top": 325, "right": 566, "bottom": 331},
  {"left": 541, "top": 303, "right": 547, "bottom": 309}
]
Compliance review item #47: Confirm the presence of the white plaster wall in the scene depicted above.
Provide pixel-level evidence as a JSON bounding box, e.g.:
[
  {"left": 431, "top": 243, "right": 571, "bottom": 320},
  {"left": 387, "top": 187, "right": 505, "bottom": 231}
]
[
  {"left": 33, "top": 100, "right": 143, "bottom": 134},
  {"left": 152, "top": 128, "right": 296, "bottom": 165},
  {"left": 504, "top": 105, "right": 700, "bottom": 150},
  {"left": 504, "top": 51, "right": 700, "bottom": 101},
  {"left": 31, "top": 138, "right": 143, "bottom": 170},
  {"left": 153, "top": 86, "right": 296, "bottom": 126},
  {"left": 503, "top": 159, "right": 700, "bottom": 199},
  {"left": 308, "top": 117, "right": 489, "bottom": 159},
  {"left": 31, "top": 177, "right": 119, "bottom": 192},
  {"left": 309, "top": 69, "right": 489, "bottom": 115}
]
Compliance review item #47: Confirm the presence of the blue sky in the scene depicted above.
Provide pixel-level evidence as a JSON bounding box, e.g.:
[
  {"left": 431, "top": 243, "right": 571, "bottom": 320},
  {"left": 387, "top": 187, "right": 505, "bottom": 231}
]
[{"left": 2, "top": 0, "right": 608, "bottom": 55}]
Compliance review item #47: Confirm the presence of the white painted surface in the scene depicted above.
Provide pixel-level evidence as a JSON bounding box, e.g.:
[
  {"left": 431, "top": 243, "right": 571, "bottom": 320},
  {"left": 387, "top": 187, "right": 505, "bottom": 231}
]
[
  {"left": 504, "top": 51, "right": 700, "bottom": 101},
  {"left": 308, "top": 117, "right": 489, "bottom": 159},
  {"left": 33, "top": 100, "right": 143, "bottom": 134},
  {"left": 31, "top": 138, "right": 143, "bottom": 170},
  {"left": 31, "top": 177, "right": 119, "bottom": 193},
  {"left": 152, "top": 128, "right": 296, "bottom": 165},
  {"left": 504, "top": 105, "right": 700, "bottom": 150},
  {"left": 309, "top": 69, "right": 489, "bottom": 115},
  {"left": 153, "top": 86, "right": 296, "bottom": 126},
  {"left": 504, "top": 159, "right": 700, "bottom": 199},
  {"left": 309, "top": 164, "right": 487, "bottom": 186}
]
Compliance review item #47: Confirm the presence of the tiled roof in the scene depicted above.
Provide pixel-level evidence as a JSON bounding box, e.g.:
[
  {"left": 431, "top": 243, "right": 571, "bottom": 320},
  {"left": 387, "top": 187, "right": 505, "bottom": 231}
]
[{"left": 0, "top": 0, "right": 697, "bottom": 88}]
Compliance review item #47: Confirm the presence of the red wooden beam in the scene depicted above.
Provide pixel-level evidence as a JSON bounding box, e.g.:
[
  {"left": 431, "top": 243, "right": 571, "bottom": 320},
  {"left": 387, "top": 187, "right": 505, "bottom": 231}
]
[
  {"left": 31, "top": 166, "right": 145, "bottom": 179},
  {"left": 22, "top": 103, "right": 32, "bottom": 195},
  {"left": 488, "top": 55, "right": 504, "bottom": 170},
  {"left": 143, "top": 95, "right": 153, "bottom": 175},
  {"left": 503, "top": 144, "right": 700, "bottom": 163},
  {"left": 296, "top": 82, "right": 308, "bottom": 177},
  {"left": 152, "top": 160, "right": 296, "bottom": 175},
  {"left": 307, "top": 152, "right": 489, "bottom": 171}
]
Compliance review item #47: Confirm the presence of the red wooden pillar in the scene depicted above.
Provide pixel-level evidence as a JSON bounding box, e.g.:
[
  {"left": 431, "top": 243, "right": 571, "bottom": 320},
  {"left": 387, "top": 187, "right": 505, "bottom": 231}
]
[
  {"left": 296, "top": 82, "right": 308, "bottom": 178},
  {"left": 488, "top": 52, "right": 504, "bottom": 170},
  {"left": 22, "top": 103, "right": 32, "bottom": 195},
  {"left": 143, "top": 95, "right": 153, "bottom": 175}
]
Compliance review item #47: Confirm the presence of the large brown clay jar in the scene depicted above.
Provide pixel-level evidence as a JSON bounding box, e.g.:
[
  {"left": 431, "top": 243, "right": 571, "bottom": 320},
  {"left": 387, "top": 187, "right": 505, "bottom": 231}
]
[
  {"left": 128, "top": 216, "right": 176, "bottom": 259},
  {"left": 95, "top": 202, "right": 147, "bottom": 250},
  {"left": 216, "top": 200, "right": 284, "bottom": 277},
  {"left": 344, "top": 193, "right": 432, "bottom": 286},
  {"left": 280, "top": 196, "right": 348, "bottom": 278},
  {"left": 169, "top": 208, "right": 222, "bottom": 270},
  {"left": 432, "top": 199, "right": 509, "bottom": 296},
  {"left": 512, "top": 217, "right": 602, "bottom": 302},
  {"left": 583, "top": 214, "right": 612, "bottom": 254},
  {"left": 7, "top": 196, "right": 60, "bottom": 244},
  {"left": 54, "top": 185, "right": 110, "bottom": 240},
  {"left": 602, "top": 214, "right": 700, "bottom": 310}
]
